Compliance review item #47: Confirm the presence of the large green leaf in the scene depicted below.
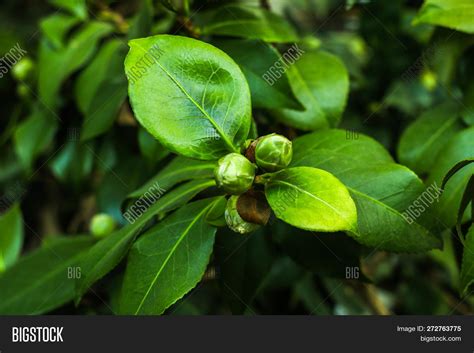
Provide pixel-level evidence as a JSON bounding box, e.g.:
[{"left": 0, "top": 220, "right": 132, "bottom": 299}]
[
  {"left": 76, "top": 179, "right": 215, "bottom": 300},
  {"left": 38, "top": 21, "right": 113, "bottom": 108},
  {"left": 414, "top": 0, "right": 474, "bottom": 34},
  {"left": 202, "top": 5, "right": 298, "bottom": 43},
  {"left": 125, "top": 35, "right": 251, "bottom": 160},
  {"left": 120, "top": 198, "right": 220, "bottom": 315},
  {"left": 0, "top": 204, "right": 23, "bottom": 273},
  {"left": 460, "top": 224, "right": 474, "bottom": 296},
  {"left": 427, "top": 127, "right": 474, "bottom": 227},
  {"left": 0, "top": 237, "right": 95, "bottom": 314},
  {"left": 128, "top": 156, "right": 216, "bottom": 199},
  {"left": 398, "top": 102, "right": 463, "bottom": 175},
  {"left": 292, "top": 129, "right": 441, "bottom": 252},
  {"left": 271, "top": 51, "right": 349, "bottom": 130},
  {"left": 262, "top": 167, "right": 357, "bottom": 232},
  {"left": 214, "top": 39, "right": 303, "bottom": 110}
]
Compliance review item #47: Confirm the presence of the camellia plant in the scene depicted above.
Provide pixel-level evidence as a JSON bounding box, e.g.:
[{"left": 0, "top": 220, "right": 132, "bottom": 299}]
[{"left": 0, "top": 0, "right": 473, "bottom": 315}]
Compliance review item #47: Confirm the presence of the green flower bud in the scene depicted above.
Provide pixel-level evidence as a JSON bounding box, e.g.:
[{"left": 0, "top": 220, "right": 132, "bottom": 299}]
[
  {"left": 214, "top": 153, "right": 256, "bottom": 195},
  {"left": 255, "top": 133, "right": 293, "bottom": 172},
  {"left": 12, "top": 57, "right": 35, "bottom": 82},
  {"left": 90, "top": 213, "right": 116, "bottom": 238},
  {"left": 225, "top": 196, "right": 259, "bottom": 234}
]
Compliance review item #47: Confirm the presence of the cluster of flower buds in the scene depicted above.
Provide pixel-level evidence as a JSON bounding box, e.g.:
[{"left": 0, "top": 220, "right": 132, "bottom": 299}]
[{"left": 213, "top": 134, "right": 293, "bottom": 234}]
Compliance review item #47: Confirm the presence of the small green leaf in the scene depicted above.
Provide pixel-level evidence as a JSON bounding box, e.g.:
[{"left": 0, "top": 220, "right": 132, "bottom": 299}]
[
  {"left": 0, "top": 237, "right": 95, "bottom": 314},
  {"left": 138, "top": 128, "right": 170, "bottom": 164},
  {"left": 120, "top": 198, "right": 219, "bottom": 315},
  {"left": 202, "top": 5, "right": 298, "bottom": 43},
  {"left": 214, "top": 39, "right": 303, "bottom": 110},
  {"left": 263, "top": 167, "right": 357, "bottom": 232},
  {"left": 76, "top": 179, "right": 215, "bottom": 300},
  {"left": 0, "top": 204, "right": 23, "bottom": 273},
  {"left": 128, "top": 0, "right": 154, "bottom": 40},
  {"left": 126, "top": 35, "right": 251, "bottom": 160},
  {"left": 414, "top": 0, "right": 474, "bottom": 34},
  {"left": 398, "top": 102, "right": 463, "bottom": 175},
  {"left": 460, "top": 224, "right": 474, "bottom": 296},
  {"left": 271, "top": 51, "right": 349, "bottom": 130}
]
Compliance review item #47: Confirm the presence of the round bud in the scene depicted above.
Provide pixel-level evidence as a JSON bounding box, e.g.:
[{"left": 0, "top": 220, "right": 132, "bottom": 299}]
[
  {"left": 12, "top": 57, "right": 35, "bottom": 82},
  {"left": 421, "top": 69, "right": 437, "bottom": 91},
  {"left": 225, "top": 196, "right": 259, "bottom": 234},
  {"left": 255, "top": 133, "right": 293, "bottom": 172},
  {"left": 214, "top": 153, "right": 256, "bottom": 195},
  {"left": 90, "top": 213, "right": 116, "bottom": 238}
]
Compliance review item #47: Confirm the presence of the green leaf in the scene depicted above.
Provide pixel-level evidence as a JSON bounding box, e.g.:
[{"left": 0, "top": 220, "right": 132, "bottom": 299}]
[
  {"left": 202, "top": 5, "right": 298, "bottom": 43},
  {"left": 398, "top": 102, "right": 463, "bottom": 175},
  {"left": 428, "top": 127, "right": 474, "bottom": 227},
  {"left": 292, "top": 129, "right": 442, "bottom": 252},
  {"left": 14, "top": 107, "right": 58, "bottom": 169},
  {"left": 76, "top": 179, "right": 215, "bottom": 300},
  {"left": 414, "top": 0, "right": 474, "bottom": 34},
  {"left": 126, "top": 35, "right": 251, "bottom": 160},
  {"left": 214, "top": 39, "right": 303, "bottom": 110},
  {"left": 0, "top": 237, "right": 95, "bottom": 314},
  {"left": 50, "top": 140, "right": 94, "bottom": 186},
  {"left": 38, "top": 21, "right": 113, "bottom": 108},
  {"left": 120, "top": 198, "right": 219, "bottom": 315},
  {"left": 48, "top": 0, "right": 88, "bottom": 20},
  {"left": 262, "top": 167, "right": 358, "bottom": 232},
  {"left": 460, "top": 224, "right": 474, "bottom": 296},
  {"left": 128, "top": 156, "right": 215, "bottom": 199},
  {"left": 271, "top": 51, "right": 349, "bottom": 130},
  {"left": 0, "top": 204, "right": 23, "bottom": 273},
  {"left": 40, "top": 14, "right": 81, "bottom": 49}
]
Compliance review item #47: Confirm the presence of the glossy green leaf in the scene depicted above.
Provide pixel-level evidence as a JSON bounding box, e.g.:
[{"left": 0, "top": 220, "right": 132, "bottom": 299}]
[
  {"left": 271, "top": 51, "right": 349, "bottom": 130},
  {"left": 398, "top": 102, "right": 463, "bottom": 175},
  {"left": 120, "top": 198, "right": 219, "bottom": 315},
  {"left": 292, "top": 129, "right": 442, "bottom": 252},
  {"left": 263, "top": 167, "right": 358, "bottom": 232},
  {"left": 126, "top": 35, "right": 251, "bottom": 160},
  {"left": 0, "top": 237, "right": 95, "bottom": 314},
  {"left": 414, "top": 0, "right": 474, "bottom": 34},
  {"left": 128, "top": 156, "right": 216, "bottom": 199},
  {"left": 428, "top": 127, "right": 474, "bottom": 227},
  {"left": 76, "top": 179, "right": 215, "bottom": 300},
  {"left": 38, "top": 21, "right": 113, "bottom": 108},
  {"left": 202, "top": 5, "right": 298, "bottom": 43},
  {"left": 460, "top": 224, "right": 474, "bottom": 296},
  {"left": 214, "top": 39, "right": 303, "bottom": 110},
  {"left": 0, "top": 204, "right": 23, "bottom": 273}
]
